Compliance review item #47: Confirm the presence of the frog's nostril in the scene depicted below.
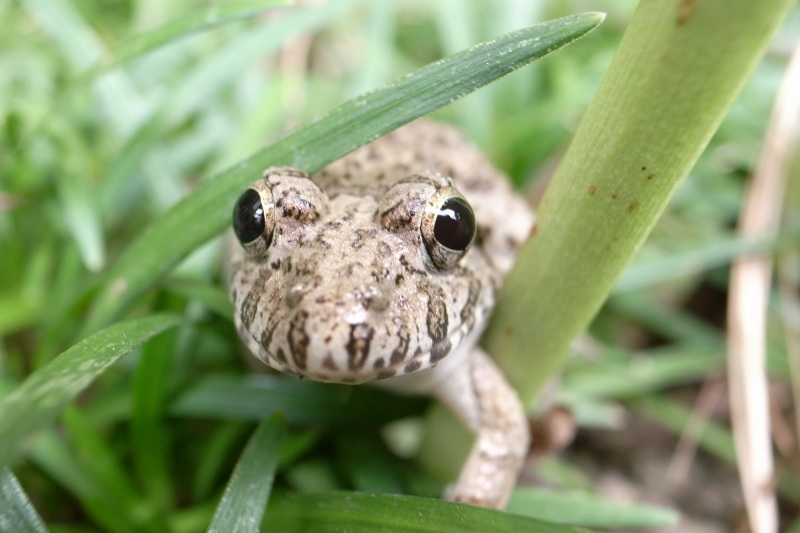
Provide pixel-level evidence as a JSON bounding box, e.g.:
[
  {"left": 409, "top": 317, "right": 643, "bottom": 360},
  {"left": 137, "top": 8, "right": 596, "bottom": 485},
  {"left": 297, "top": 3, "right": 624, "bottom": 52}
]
[
  {"left": 286, "top": 282, "right": 312, "bottom": 308},
  {"left": 350, "top": 286, "right": 390, "bottom": 313},
  {"left": 364, "top": 293, "right": 390, "bottom": 312}
]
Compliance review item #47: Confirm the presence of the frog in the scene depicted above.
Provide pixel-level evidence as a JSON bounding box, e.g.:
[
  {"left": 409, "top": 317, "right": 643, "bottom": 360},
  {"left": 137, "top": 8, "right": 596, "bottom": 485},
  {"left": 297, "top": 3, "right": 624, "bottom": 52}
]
[{"left": 227, "top": 119, "right": 534, "bottom": 509}]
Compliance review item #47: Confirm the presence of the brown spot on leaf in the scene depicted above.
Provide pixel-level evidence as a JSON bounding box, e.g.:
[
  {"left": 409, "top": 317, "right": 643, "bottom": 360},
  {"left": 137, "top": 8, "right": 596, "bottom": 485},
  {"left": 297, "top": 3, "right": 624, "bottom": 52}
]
[
  {"left": 628, "top": 201, "right": 639, "bottom": 214},
  {"left": 677, "top": 0, "right": 694, "bottom": 25},
  {"left": 588, "top": 185, "right": 596, "bottom": 196}
]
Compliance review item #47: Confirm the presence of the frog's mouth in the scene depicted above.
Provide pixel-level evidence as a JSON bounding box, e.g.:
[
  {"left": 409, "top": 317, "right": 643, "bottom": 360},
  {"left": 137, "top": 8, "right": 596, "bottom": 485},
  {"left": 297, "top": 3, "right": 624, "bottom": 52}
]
[{"left": 235, "top": 300, "right": 488, "bottom": 386}]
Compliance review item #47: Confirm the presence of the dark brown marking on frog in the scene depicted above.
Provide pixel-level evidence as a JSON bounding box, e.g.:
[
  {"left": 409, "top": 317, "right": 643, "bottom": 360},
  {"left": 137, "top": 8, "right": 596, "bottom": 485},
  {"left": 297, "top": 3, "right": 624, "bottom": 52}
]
[
  {"left": 259, "top": 320, "right": 278, "bottom": 356},
  {"left": 287, "top": 309, "right": 310, "bottom": 370},
  {"left": 239, "top": 268, "right": 272, "bottom": 329},
  {"left": 322, "top": 354, "right": 338, "bottom": 371},
  {"left": 404, "top": 360, "right": 421, "bottom": 374},
  {"left": 424, "top": 284, "right": 449, "bottom": 343},
  {"left": 346, "top": 322, "right": 374, "bottom": 370},
  {"left": 390, "top": 327, "right": 411, "bottom": 365},
  {"left": 430, "top": 339, "right": 452, "bottom": 363},
  {"left": 277, "top": 187, "right": 320, "bottom": 222},
  {"left": 459, "top": 277, "right": 481, "bottom": 329},
  {"left": 380, "top": 199, "right": 417, "bottom": 232}
]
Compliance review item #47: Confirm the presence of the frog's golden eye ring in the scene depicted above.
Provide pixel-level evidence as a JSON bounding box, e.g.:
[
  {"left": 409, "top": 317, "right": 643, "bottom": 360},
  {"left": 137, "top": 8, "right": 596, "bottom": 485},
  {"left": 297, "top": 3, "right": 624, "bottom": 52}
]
[
  {"left": 233, "top": 181, "right": 275, "bottom": 258},
  {"left": 421, "top": 187, "right": 476, "bottom": 270}
]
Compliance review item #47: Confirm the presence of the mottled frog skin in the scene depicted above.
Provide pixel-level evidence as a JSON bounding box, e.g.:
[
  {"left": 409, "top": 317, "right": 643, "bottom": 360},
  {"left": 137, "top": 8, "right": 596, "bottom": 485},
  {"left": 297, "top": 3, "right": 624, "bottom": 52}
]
[{"left": 228, "top": 120, "right": 534, "bottom": 508}]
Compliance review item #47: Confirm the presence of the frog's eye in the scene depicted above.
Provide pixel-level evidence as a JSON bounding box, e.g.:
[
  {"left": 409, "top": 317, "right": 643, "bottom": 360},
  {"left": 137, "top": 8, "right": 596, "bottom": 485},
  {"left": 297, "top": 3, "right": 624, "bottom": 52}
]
[
  {"left": 421, "top": 187, "right": 476, "bottom": 270},
  {"left": 233, "top": 182, "right": 275, "bottom": 258}
]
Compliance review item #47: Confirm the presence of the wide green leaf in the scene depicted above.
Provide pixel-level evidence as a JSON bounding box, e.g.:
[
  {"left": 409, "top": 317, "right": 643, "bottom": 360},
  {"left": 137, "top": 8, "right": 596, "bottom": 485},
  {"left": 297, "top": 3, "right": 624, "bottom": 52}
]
[
  {"left": 82, "top": 12, "right": 604, "bottom": 333},
  {"left": 208, "top": 413, "right": 284, "bottom": 533},
  {"left": 263, "top": 492, "right": 590, "bottom": 533},
  {"left": 0, "top": 314, "right": 182, "bottom": 467}
]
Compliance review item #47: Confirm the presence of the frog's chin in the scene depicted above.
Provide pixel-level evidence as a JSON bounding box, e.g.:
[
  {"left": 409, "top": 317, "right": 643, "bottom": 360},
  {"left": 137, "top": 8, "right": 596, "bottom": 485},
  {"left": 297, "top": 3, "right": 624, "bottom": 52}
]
[{"left": 253, "top": 319, "right": 483, "bottom": 387}]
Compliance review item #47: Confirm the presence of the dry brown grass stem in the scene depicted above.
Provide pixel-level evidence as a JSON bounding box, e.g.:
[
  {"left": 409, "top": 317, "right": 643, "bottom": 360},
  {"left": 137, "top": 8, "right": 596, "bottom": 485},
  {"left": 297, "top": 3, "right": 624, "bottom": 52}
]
[
  {"left": 727, "top": 39, "right": 800, "bottom": 533},
  {"left": 667, "top": 376, "right": 725, "bottom": 484}
]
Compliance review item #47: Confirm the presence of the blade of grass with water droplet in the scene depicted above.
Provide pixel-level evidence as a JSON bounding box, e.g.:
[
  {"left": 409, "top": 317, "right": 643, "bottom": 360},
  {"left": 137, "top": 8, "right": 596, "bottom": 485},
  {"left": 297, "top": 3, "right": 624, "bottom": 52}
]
[
  {"left": 0, "top": 313, "right": 183, "bottom": 467},
  {"left": 0, "top": 468, "right": 47, "bottom": 533}
]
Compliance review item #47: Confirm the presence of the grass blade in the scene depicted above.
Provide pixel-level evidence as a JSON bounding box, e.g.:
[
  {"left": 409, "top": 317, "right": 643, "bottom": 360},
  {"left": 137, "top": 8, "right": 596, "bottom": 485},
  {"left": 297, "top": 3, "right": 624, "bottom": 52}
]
[
  {"left": 507, "top": 487, "right": 678, "bottom": 529},
  {"left": 208, "top": 413, "right": 284, "bottom": 533},
  {"left": 82, "top": 12, "right": 605, "bottom": 333},
  {"left": 27, "top": 430, "right": 132, "bottom": 533},
  {"left": 0, "top": 314, "right": 182, "bottom": 467},
  {"left": 264, "top": 492, "right": 590, "bottom": 533},
  {"left": 170, "top": 375, "right": 427, "bottom": 426},
  {"left": 107, "top": 1, "right": 291, "bottom": 69},
  {"left": 0, "top": 468, "right": 47, "bottom": 533}
]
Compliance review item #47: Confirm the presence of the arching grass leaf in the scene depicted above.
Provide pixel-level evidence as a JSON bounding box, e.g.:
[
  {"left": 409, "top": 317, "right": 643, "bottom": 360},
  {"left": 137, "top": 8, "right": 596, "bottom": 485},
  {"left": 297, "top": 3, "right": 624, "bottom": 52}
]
[{"left": 0, "top": 314, "right": 183, "bottom": 467}]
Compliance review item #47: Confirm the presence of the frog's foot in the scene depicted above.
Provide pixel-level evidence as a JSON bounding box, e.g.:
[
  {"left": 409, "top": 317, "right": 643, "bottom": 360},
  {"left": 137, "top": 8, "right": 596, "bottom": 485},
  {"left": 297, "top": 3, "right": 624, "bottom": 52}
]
[{"left": 434, "top": 349, "right": 530, "bottom": 509}]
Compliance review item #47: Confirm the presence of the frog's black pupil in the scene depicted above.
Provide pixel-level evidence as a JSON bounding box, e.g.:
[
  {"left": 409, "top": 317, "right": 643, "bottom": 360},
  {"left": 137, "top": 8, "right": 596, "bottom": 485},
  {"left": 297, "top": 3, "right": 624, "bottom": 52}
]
[
  {"left": 433, "top": 197, "right": 475, "bottom": 251},
  {"left": 233, "top": 189, "right": 265, "bottom": 244}
]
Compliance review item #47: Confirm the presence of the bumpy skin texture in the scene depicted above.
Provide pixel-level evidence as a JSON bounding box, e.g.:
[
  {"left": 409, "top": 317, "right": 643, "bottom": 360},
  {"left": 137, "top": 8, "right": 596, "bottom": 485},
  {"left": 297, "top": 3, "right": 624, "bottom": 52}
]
[{"left": 228, "top": 120, "right": 534, "bottom": 508}]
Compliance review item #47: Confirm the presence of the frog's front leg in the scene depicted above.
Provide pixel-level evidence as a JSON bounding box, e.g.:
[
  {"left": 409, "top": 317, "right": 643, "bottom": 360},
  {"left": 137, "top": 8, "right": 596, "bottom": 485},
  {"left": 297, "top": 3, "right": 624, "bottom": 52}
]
[{"left": 432, "top": 348, "right": 530, "bottom": 509}]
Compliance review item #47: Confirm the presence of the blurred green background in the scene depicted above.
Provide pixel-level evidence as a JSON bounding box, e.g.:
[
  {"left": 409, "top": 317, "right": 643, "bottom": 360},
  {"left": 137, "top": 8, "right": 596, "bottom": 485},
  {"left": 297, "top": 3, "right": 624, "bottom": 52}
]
[{"left": 1, "top": 0, "right": 799, "bottom": 531}]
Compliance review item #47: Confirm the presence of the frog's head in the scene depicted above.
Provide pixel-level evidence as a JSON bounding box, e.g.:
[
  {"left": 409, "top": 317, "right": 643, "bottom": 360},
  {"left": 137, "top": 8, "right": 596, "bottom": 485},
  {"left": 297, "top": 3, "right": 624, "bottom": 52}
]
[{"left": 228, "top": 167, "right": 496, "bottom": 384}]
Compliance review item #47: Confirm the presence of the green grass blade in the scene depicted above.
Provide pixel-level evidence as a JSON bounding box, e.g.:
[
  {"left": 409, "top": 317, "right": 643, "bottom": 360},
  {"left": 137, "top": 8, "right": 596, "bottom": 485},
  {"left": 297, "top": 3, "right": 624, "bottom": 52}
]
[
  {"left": 131, "top": 330, "right": 179, "bottom": 515},
  {"left": 82, "top": 12, "right": 605, "bottom": 333},
  {"left": 563, "top": 345, "right": 723, "bottom": 399},
  {"left": 161, "top": 1, "right": 353, "bottom": 130},
  {"left": 208, "top": 413, "right": 284, "bottom": 533},
  {"left": 170, "top": 375, "right": 427, "bottom": 426},
  {"left": 0, "top": 468, "right": 48, "bottom": 533},
  {"left": 631, "top": 395, "right": 736, "bottom": 464},
  {"left": 484, "top": 0, "right": 795, "bottom": 403},
  {"left": 27, "top": 430, "right": 131, "bottom": 533},
  {"left": 263, "top": 492, "right": 590, "bottom": 533},
  {"left": 0, "top": 314, "right": 182, "bottom": 467},
  {"left": 614, "top": 233, "right": 779, "bottom": 292},
  {"left": 106, "top": 1, "right": 291, "bottom": 69},
  {"left": 60, "top": 407, "right": 144, "bottom": 528},
  {"left": 507, "top": 488, "right": 678, "bottom": 529}
]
